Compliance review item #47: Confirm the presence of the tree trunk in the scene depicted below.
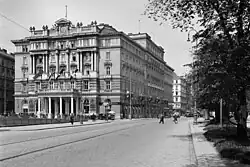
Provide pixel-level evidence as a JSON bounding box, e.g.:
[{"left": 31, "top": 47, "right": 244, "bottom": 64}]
[
  {"left": 215, "top": 104, "right": 220, "bottom": 123},
  {"left": 237, "top": 88, "right": 248, "bottom": 139}
]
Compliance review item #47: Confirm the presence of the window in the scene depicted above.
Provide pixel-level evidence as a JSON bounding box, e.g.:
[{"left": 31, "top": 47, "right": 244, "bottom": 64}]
[
  {"left": 59, "top": 82, "right": 64, "bottom": 89},
  {"left": 71, "top": 81, "right": 75, "bottom": 89},
  {"left": 84, "top": 81, "right": 89, "bottom": 90},
  {"left": 176, "top": 92, "right": 178, "bottom": 96},
  {"left": 61, "top": 54, "right": 65, "bottom": 62},
  {"left": 50, "top": 54, "right": 55, "bottom": 62},
  {"left": 22, "top": 83, "right": 27, "bottom": 92},
  {"left": 106, "top": 81, "right": 111, "bottom": 90},
  {"left": 86, "top": 70, "right": 90, "bottom": 75},
  {"left": 105, "top": 39, "right": 111, "bottom": 46},
  {"left": 106, "top": 66, "right": 111, "bottom": 75},
  {"left": 83, "top": 39, "right": 89, "bottom": 46},
  {"left": 39, "top": 57, "right": 43, "bottom": 64},
  {"left": 23, "top": 57, "right": 27, "bottom": 65},
  {"left": 175, "top": 97, "right": 178, "bottom": 102},
  {"left": 72, "top": 55, "right": 76, "bottom": 62},
  {"left": 106, "top": 52, "right": 110, "bottom": 60},
  {"left": 49, "top": 82, "right": 53, "bottom": 89},
  {"left": 71, "top": 41, "right": 75, "bottom": 48}
]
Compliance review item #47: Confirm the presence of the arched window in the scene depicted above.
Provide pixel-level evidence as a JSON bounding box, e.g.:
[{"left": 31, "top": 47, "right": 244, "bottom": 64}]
[{"left": 106, "top": 66, "right": 110, "bottom": 75}]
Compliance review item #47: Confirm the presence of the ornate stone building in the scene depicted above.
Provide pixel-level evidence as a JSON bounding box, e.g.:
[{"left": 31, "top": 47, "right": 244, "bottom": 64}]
[
  {"left": 12, "top": 18, "right": 174, "bottom": 119},
  {"left": 172, "top": 74, "right": 192, "bottom": 112},
  {"left": 0, "top": 48, "right": 15, "bottom": 115}
]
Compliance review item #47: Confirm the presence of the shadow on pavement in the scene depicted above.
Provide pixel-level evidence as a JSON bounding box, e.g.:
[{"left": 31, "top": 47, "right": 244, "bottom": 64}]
[
  {"left": 0, "top": 129, "right": 10, "bottom": 132},
  {"left": 196, "top": 154, "right": 249, "bottom": 167},
  {"left": 204, "top": 126, "right": 250, "bottom": 165},
  {"left": 170, "top": 134, "right": 191, "bottom": 140},
  {"left": 182, "top": 164, "right": 197, "bottom": 167}
]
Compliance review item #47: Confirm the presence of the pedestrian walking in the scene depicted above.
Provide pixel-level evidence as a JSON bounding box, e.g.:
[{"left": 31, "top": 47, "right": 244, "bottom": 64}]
[
  {"left": 70, "top": 113, "right": 74, "bottom": 125},
  {"left": 159, "top": 113, "right": 164, "bottom": 124}
]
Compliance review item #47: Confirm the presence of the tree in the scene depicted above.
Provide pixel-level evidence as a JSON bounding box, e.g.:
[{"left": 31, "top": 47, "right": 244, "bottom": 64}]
[{"left": 145, "top": 0, "right": 250, "bottom": 138}]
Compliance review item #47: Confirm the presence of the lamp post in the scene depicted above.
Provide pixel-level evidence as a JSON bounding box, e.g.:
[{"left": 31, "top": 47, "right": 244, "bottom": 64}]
[{"left": 187, "top": 28, "right": 198, "bottom": 116}]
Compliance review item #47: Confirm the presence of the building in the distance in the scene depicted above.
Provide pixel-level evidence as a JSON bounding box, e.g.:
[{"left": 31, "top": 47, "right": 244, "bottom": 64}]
[
  {"left": 12, "top": 18, "right": 174, "bottom": 119},
  {"left": 0, "top": 48, "right": 15, "bottom": 115},
  {"left": 172, "top": 74, "right": 192, "bottom": 112}
]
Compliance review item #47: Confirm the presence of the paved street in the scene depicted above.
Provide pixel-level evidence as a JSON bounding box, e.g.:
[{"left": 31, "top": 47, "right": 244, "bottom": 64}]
[{"left": 0, "top": 118, "right": 197, "bottom": 167}]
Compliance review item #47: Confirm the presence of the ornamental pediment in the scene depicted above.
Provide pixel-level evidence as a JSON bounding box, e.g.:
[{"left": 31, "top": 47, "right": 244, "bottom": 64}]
[{"left": 55, "top": 18, "right": 71, "bottom": 26}]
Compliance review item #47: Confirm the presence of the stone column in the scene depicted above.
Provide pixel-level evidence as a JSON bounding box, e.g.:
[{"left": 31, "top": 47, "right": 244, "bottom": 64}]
[
  {"left": 46, "top": 54, "right": 49, "bottom": 73},
  {"left": 43, "top": 54, "right": 46, "bottom": 73},
  {"left": 94, "top": 52, "right": 98, "bottom": 72},
  {"left": 91, "top": 51, "right": 94, "bottom": 71},
  {"left": 33, "top": 55, "right": 36, "bottom": 74},
  {"left": 56, "top": 53, "right": 59, "bottom": 73},
  {"left": 71, "top": 97, "right": 74, "bottom": 114},
  {"left": 78, "top": 52, "right": 82, "bottom": 72},
  {"left": 29, "top": 55, "right": 32, "bottom": 74},
  {"left": 48, "top": 97, "right": 52, "bottom": 118},
  {"left": 37, "top": 98, "right": 41, "bottom": 118},
  {"left": 54, "top": 98, "right": 58, "bottom": 119},
  {"left": 76, "top": 97, "right": 79, "bottom": 115},
  {"left": 60, "top": 97, "right": 63, "bottom": 119},
  {"left": 65, "top": 99, "right": 69, "bottom": 116}
]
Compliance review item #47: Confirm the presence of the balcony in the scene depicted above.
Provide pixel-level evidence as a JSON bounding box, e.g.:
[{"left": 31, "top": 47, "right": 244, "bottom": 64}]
[
  {"left": 70, "top": 61, "right": 78, "bottom": 67},
  {"left": 84, "top": 62, "right": 91, "bottom": 66},
  {"left": 104, "top": 61, "right": 112, "bottom": 66},
  {"left": 49, "top": 62, "right": 56, "bottom": 68},
  {"left": 103, "top": 75, "right": 112, "bottom": 79},
  {"left": 38, "top": 88, "right": 79, "bottom": 94},
  {"left": 36, "top": 63, "right": 43, "bottom": 68}
]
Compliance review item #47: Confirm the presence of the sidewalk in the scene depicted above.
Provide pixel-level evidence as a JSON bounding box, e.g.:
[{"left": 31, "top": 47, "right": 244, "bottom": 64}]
[
  {"left": 0, "top": 118, "right": 146, "bottom": 131},
  {"left": 0, "top": 120, "right": 111, "bottom": 131},
  {"left": 189, "top": 118, "right": 249, "bottom": 167}
]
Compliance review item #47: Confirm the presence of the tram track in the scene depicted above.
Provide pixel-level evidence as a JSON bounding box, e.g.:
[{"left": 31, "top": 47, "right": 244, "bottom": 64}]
[
  {"left": 0, "top": 122, "right": 146, "bottom": 162},
  {"left": 0, "top": 120, "right": 139, "bottom": 146}
]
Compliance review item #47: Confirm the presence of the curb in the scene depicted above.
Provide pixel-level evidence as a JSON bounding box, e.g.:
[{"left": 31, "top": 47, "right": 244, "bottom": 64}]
[
  {"left": 9, "top": 121, "right": 112, "bottom": 131},
  {"left": 188, "top": 121, "right": 199, "bottom": 167},
  {"left": 189, "top": 121, "right": 225, "bottom": 167}
]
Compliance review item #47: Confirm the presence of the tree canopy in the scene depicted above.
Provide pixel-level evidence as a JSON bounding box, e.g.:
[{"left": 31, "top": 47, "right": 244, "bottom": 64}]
[{"left": 145, "top": 0, "right": 250, "bottom": 137}]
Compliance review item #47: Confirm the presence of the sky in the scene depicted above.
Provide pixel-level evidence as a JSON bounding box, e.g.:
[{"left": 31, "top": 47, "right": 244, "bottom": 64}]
[{"left": 0, "top": 0, "right": 194, "bottom": 76}]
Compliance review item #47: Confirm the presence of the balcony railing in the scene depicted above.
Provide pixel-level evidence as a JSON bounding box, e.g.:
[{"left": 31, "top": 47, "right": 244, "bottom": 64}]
[{"left": 38, "top": 88, "right": 79, "bottom": 93}]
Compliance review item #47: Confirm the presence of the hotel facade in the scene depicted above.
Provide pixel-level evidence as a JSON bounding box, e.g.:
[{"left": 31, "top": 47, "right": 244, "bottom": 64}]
[{"left": 12, "top": 18, "right": 174, "bottom": 119}]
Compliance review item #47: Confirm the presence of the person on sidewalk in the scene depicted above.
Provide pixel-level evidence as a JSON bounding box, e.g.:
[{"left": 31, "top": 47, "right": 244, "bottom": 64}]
[
  {"left": 159, "top": 113, "right": 164, "bottom": 124},
  {"left": 70, "top": 113, "right": 74, "bottom": 125}
]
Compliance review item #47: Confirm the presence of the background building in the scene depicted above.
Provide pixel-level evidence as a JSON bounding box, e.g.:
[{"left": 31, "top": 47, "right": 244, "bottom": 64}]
[
  {"left": 0, "top": 48, "right": 15, "bottom": 115},
  {"left": 172, "top": 74, "right": 192, "bottom": 112},
  {"left": 12, "top": 18, "right": 174, "bottom": 119}
]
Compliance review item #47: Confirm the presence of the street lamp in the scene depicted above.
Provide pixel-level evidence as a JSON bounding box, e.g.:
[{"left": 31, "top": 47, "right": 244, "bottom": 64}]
[{"left": 187, "top": 28, "right": 198, "bottom": 115}]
